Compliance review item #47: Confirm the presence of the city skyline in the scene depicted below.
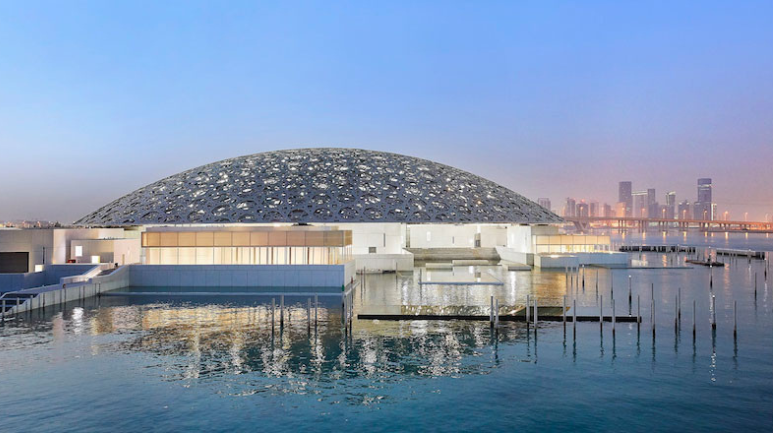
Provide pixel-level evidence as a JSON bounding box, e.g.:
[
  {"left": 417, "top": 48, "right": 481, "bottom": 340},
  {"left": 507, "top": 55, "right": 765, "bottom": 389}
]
[{"left": 550, "top": 177, "right": 770, "bottom": 222}]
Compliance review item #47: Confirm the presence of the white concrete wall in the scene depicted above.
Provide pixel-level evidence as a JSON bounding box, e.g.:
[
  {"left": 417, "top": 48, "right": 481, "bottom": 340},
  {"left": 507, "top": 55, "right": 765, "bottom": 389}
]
[
  {"left": 506, "top": 225, "right": 532, "bottom": 253},
  {"left": 0, "top": 228, "right": 131, "bottom": 272},
  {"left": 129, "top": 264, "right": 352, "bottom": 288},
  {"left": 353, "top": 253, "right": 414, "bottom": 272},
  {"left": 9, "top": 265, "right": 131, "bottom": 315},
  {"left": 495, "top": 247, "right": 533, "bottom": 266},
  {"left": 0, "top": 229, "right": 54, "bottom": 272},
  {"left": 332, "top": 222, "right": 405, "bottom": 255},
  {"left": 70, "top": 238, "right": 141, "bottom": 265},
  {"left": 408, "top": 224, "right": 509, "bottom": 248}
]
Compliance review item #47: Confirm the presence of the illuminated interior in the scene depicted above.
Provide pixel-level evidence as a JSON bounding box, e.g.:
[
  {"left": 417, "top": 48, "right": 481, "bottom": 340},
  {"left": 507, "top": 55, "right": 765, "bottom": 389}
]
[{"left": 141, "top": 228, "right": 353, "bottom": 265}]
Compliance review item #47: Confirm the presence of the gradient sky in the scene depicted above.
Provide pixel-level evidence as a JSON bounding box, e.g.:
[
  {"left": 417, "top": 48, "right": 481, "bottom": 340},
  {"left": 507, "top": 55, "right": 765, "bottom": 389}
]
[{"left": 1, "top": 1, "right": 772, "bottom": 223}]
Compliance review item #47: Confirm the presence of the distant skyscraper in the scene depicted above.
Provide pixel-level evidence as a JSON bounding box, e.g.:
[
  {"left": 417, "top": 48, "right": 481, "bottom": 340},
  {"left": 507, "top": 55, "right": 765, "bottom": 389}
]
[
  {"left": 618, "top": 181, "right": 632, "bottom": 217},
  {"left": 602, "top": 203, "right": 613, "bottom": 218},
  {"left": 695, "top": 178, "right": 713, "bottom": 220},
  {"left": 577, "top": 201, "right": 589, "bottom": 218},
  {"left": 678, "top": 200, "right": 692, "bottom": 220},
  {"left": 538, "top": 198, "right": 551, "bottom": 212},
  {"left": 647, "top": 188, "right": 658, "bottom": 218},
  {"left": 665, "top": 192, "right": 676, "bottom": 219},
  {"left": 633, "top": 191, "right": 648, "bottom": 218},
  {"left": 564, "top": 198, "right": 576, "bottom": 217},
  {"left": 589, "top": 201, "right": 599, "bottom": 217}
]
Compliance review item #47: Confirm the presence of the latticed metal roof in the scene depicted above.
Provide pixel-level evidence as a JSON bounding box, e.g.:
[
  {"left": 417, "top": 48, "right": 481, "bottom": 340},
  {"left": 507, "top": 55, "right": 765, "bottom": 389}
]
[{"left": 75, "top": 148, "right": 560, "bottom": 226}]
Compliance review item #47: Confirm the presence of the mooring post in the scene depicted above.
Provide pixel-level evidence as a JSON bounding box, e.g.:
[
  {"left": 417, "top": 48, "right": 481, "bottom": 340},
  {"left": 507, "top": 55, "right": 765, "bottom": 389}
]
[
  {"left": 489, "top": 295, "right": 494, "bottom": 328},
  {"left": 678, "top": 287, "right": 682, "bottom": 322},
  {"left": 675, "top": 294, "right": 679, "bottom": 331},
  {"left": 307, "top": 298, "right": 311, "bottom": 330},
  {"left": 562, "top": 295, "right": 567, "bottom": 325},
  {"left": 599, "top": 295, "right": 603, "bottom": 325},
  {"left": 493, "top": 298, "right": 499, "bottom": 326},
  {"left": 612, "top": 298, "right": 616, "bottom": 333},
  {"left": 733, "top": 300, "right": 737, "bottom": 338},
  {"left": 573, "top": 299, "right": 577, "bottom": 326},
  {"left": 692, "top": 300, "right": 696, "bottom": 338},
  {"left": 533, "top": 298, "right": 538, "bottom": 326},
  {"left": 582, "top": 265, "right": 585, "bottom": 289},
  {"left": 651, "top": 292, "right": 655, "bottom": 335},
  {"left": 637, "top": 295, "right": 641, "bottom": 330},
  {"left": 754, "top": 273, "right": 758, "bottom": 299},
  {"left": 280, "top": 295, "right": 285, "bottom": 328},
  {"left": 526, "top": 294, "right": 530, "bottom": 324},
  {"left": 711, "top": 295, "right": 717, "bottom": 330},
  {"left": 595, "top": 269, "right": 599, "bottom": 295},
  {"left": 314, "top": 294, "right": 318, "bottom": 327}
]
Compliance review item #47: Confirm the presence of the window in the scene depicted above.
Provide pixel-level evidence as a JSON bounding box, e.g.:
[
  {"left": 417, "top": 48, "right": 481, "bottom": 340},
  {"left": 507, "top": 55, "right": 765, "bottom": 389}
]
[
  {"left": 369, "top": 247, "right": 377, "bottom": 254},
  {"left": 75, "top": 245, "right": 83, "bottom": 257}
]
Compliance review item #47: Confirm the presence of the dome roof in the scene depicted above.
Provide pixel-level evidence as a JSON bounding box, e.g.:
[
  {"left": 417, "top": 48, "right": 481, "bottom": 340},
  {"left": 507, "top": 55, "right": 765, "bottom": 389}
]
[{"left": 75, "top": 148, "right": 560, "bottom": 226}]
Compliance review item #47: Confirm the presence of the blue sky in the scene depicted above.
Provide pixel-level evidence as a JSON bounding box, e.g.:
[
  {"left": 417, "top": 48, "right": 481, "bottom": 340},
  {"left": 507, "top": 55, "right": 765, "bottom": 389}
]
[{"left": 1, "top": 1, "right": 772, "bottom": 222}]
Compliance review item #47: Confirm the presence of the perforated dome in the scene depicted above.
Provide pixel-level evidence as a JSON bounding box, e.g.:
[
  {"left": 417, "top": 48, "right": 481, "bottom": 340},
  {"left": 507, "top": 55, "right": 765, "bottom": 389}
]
[{"left": 75, "top": 148, "right": 560, "bottom": 226}]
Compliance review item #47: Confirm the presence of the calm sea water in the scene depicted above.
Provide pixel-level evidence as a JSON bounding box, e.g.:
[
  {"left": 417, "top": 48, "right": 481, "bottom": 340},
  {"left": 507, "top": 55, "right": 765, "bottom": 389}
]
[{"left": 1, "top": 237, "right": 771, "bottom": 432}]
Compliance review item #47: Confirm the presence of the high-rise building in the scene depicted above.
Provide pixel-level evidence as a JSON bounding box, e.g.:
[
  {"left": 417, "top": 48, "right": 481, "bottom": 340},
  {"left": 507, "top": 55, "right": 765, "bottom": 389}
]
[
  {"left": 589, "top": 201, "right": 599, "bottom": 217},
  {"left": 564, "top": 198, "right": 576, "bottom": 217},
  {"left": 618, "top": 181, "right": 633, "bottom": 217},
  {"left": 647, "top": 188, "right": 658, "bottom": 218},
  {"left": 665, "top": 192, "right": 676, "bottom": 219},
  {"left": 602, "top": 203, "right": 613, "bottom": 218},
  {"left": 633, "top": 191, "right": 648, "bottom": 218},
  {"left": 695, "top": 178, "right": 713, "bottom": 220},
  {"left": 678, "top": 200, "right": 692, "bottom": 220},
  {"left": 577, "top": 201, "right": 589, "bottom": 218},
  {"left": 537, "top": 198, "right": 551, "bottom": 212},
  {"left": 615, "top": 202, "right": 627, "bottom": 218}
]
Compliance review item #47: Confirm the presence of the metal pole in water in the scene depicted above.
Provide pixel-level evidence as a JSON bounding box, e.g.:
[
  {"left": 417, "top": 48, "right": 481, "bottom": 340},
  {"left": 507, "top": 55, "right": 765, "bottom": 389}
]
[
  {"left": 271, "top": 298, "right": 275, "bottom": 326},
  {"left": 573, "top": 299, "right": 577, "bottom": 326},
  {"left": 280, "top": 295, "right": 285, "bottom": 328},
  {"left": 675, "top": 295, "right": 679, "bottom": 331},
  {"left": 563, "top": 295, "right": 567, "bottom": 325},
  {"left": 678, "top": 287, "right": 682, "bottom": 322},
  {"left": 495, "top": 298, "right": 500, "bottom": 326},
  {"left": 711, "top": 295, "right": 717, "bottom": 330},
  {"left": 526, "top": 294, "right": 530, "bottom": 324},
  {"left": 733, "top": 300, "right": 737, "bottom": 338},
  {"left": 637, "top": 295, "right": 641, "bottom": 330},
  {"left": 755, "top": 273, "right": 758, "bottom": 299},
  {"left": 490, "top": 295, "right": 494, "bottom": 328},
  {"left": 692, "top": 300, "right": 696, "bottom": 338},
  {"left": 599, "top": 295, "right": 603, "bottom": 325},
  {"left": 534, "top": 298, "right": 538, "bottom": 326},
  {"left": 612, "top": 298, "right": 616, "bottom": 334},
  {"left": 307, "top": 298, "right": 311, "bottom": 330},
  {"left": 628, "top": 275, "right": 632, "bottom": 307},
  {"left": 314, "top": 294, "right": 318, "bottom": 327},
  {"left": 651, "top": 291, "right": 655, "bottom": 335}
]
